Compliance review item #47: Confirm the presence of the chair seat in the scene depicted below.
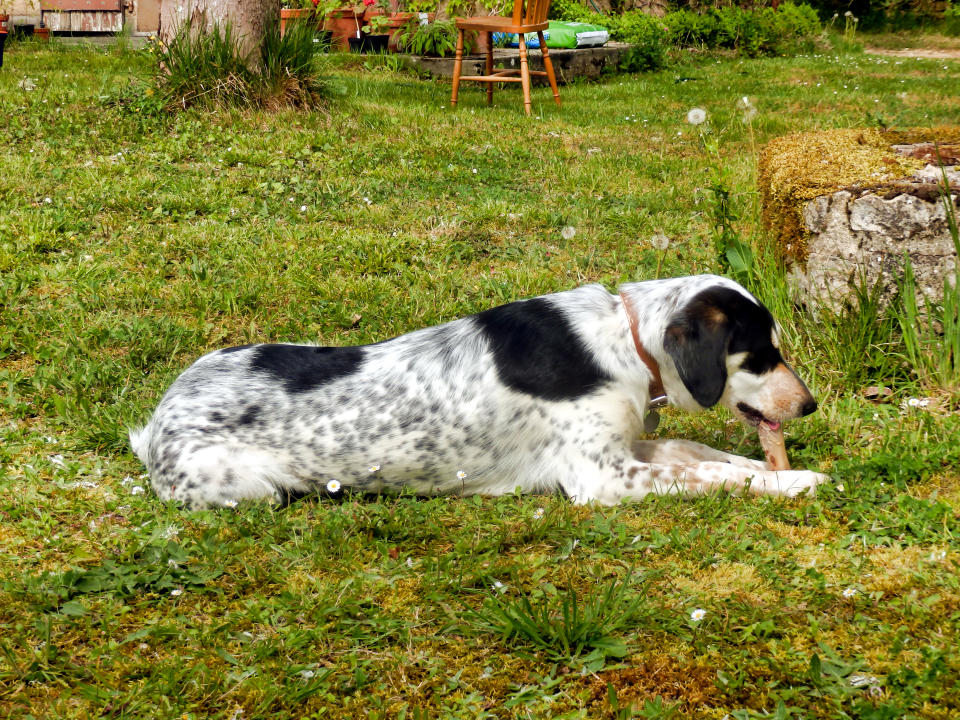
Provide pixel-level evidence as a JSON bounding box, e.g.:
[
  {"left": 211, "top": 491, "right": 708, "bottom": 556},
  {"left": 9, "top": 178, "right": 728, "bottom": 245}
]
[{"left": 455, "top": 15, "right": 548, "bottom": 33}]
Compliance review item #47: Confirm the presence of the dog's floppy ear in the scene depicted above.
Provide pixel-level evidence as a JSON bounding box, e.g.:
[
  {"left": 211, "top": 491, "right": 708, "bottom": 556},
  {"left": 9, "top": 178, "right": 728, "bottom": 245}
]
[{"left": 663, "top": 299, "right": 731, "bottom": 407}]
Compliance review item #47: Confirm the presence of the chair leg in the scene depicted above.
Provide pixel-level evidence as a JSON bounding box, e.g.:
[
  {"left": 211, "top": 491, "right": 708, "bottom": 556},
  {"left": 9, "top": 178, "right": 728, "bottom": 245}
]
[
  {"left": 485, "top": 31, "right": 494, "bottom": 106},
  {"left": 451, "top": 29, "right": 464, "bottom": 108},
  {"left": 518, "top": 35, "right": 531, "bottom": 116},
  {"left": 538, "top": 31, "right": 560, "bottom": 107}
]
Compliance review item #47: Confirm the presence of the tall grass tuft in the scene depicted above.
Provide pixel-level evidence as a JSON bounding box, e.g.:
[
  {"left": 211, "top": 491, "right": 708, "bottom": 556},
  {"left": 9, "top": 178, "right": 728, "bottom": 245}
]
[
  {"left": 149, "top": 19, "right": 255, "bottom": 110},
  {"left": 465, "top": 574, "right": 648, "bottom": 662},
  {"left": 895, "top": 164, "right": 960, "bottom": 390},
  {"left": 258, "top": 19, "right": 332, "bottom": 110},
  {"left": 148, "top": 16, "right": 330, "bottom": 111}
]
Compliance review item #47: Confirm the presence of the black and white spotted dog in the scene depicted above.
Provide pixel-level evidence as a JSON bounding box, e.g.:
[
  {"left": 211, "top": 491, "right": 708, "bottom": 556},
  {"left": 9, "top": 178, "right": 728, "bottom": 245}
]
[{"left": 130, "top": 275, "right": 829, "bottom": 509}]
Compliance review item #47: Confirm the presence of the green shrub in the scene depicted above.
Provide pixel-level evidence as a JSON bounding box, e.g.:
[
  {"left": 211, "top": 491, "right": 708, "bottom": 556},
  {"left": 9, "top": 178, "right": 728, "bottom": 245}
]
[
  {"left": 946, "top": 1, "right": 960, "bottom": 36},
  {"left": 551, "top": 2, "right": 819, "bottom": 62},
  {"left": 662, "top": 8, "right": 720, "bottom": 48},
  {"left": 611, "top": 11, "right": 671, "bottom": 71}
]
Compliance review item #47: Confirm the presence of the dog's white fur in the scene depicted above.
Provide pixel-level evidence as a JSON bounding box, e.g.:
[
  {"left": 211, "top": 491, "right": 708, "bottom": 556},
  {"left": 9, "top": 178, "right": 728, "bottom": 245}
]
[{"left": 131, "top": 275, "right": 828, "bottom": 508}]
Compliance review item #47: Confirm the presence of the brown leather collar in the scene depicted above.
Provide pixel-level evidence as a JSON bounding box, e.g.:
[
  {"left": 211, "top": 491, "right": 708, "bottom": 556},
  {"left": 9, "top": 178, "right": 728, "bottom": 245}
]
[{"left": 620, "top": 291, "right": 666, "bottom": 402}]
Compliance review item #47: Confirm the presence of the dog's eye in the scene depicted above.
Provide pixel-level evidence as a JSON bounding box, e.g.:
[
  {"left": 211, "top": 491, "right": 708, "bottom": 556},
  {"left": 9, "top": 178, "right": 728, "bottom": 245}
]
[{"left": 739, "top": 348, "right": 781, "bottom": 374}]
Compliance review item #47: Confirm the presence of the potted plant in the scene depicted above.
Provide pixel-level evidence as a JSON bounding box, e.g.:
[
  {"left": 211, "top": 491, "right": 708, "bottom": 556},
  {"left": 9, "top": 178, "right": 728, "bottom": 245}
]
[
  {"left": 384, "top": 0, "right": 436, "bottom": 51},
  {"left": 323, "top": 0, "right": 366, "bottom": 50},
  {"left": 395, "top": 17, "right": 460, "bottom": 56},
  {"left": 349, "top": 1, "right": 391, "bottom": 52}
]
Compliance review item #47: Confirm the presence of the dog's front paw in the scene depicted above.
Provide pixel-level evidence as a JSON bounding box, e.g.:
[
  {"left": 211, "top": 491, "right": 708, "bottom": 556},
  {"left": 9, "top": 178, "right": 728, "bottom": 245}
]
[{"left": 774, "top": 470, "right": 829, "bottom": 498}]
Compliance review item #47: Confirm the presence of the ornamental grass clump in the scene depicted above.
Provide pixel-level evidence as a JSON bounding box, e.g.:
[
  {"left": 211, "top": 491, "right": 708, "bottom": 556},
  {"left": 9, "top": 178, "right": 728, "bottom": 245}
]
[{"left": 147, "top": 16, "right": 330, "bottom": 111}]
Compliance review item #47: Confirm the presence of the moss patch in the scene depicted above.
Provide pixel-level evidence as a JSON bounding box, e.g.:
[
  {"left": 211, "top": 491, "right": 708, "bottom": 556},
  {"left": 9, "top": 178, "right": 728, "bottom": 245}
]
[{"left": 757, "top": 126, "right": 960, "bottom": 263}]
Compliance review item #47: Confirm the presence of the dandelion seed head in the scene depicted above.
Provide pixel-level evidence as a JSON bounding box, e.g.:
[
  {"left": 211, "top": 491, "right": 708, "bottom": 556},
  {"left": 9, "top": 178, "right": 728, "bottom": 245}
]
[
  {"left": 651, "top": 233, "right": 670, "bottom": 251},
  {"left": 561, "top": 225, "right": 576, "bottom": 241},
  {"left": 686, "top": 107, "right": 707, "bottom": 125}
]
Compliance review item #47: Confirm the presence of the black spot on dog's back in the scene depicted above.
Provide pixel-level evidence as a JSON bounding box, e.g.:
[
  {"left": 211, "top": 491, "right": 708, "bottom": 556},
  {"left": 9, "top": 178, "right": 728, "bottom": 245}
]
[
  {"left": 250, "top": 344, "right": 365, "bottom": 393},
  {"left": 473, "top": 298, "right": 610, "bottom": 400},
  {"left": 237, "top": 405, "right": 261, "bottom": 426}
]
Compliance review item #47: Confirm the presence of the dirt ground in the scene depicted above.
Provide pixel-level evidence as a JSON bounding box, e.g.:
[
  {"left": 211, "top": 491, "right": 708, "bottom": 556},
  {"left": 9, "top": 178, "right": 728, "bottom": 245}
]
[{"left": 866, "top": 46, "right": 960, "bottom": 59}]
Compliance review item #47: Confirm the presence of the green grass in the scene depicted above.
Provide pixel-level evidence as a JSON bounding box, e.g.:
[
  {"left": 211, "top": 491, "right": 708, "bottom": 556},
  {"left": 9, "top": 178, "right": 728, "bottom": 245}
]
[{"left": 1, "top": 34, "right": 959, "bottom": 719}]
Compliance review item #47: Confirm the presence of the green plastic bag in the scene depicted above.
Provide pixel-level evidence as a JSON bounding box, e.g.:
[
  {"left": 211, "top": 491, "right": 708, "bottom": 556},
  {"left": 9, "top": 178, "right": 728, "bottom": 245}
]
[{"left": 497, "top": 20, "right": 609, "bottom": 49}]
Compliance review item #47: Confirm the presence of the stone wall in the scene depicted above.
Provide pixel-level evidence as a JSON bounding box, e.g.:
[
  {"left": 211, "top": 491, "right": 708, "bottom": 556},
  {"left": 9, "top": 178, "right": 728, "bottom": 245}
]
[{"left": 758, "top": 128, "right": 960, "bottom": 308}]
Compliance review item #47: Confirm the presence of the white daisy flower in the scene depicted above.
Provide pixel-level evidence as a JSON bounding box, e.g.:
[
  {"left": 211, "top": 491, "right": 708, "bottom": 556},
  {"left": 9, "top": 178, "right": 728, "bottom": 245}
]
[
  {"left": 368, "top": 464, "right": 381, "bottom": 473},
  {"left": 492, "top": 581, "right": 507, "bottom": 593},
  {"left": 224, "top": 499, "right": 238, "bottom": 508},
  {"left": 842, "top": 587, "right": 858, "bottom": 599},
  {"left": 690, "top": 608, "right": 706, "bottom": 622},
  {"left": 326, "top": 479, "right": 341, "bottom": 493},
  {"left": 170, "top": 588, "right": 183, "bottom": 597},
  {"left": 131, "top": 486, "right": 145, "bottom": 495},
  {"left": 456, "top": 470, "right": 467, "bottom": 481},
  {"left": 686, "top": 107, "right": 707, "bottom": 125},
  {"left": 532, "top": 507, "right": 545, "bottom": 520}
]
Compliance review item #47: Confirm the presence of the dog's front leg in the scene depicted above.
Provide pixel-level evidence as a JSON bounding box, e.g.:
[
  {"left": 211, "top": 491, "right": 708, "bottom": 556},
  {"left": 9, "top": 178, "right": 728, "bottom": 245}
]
[
  {"left": 569, "top": 456, "right": 827, "bottom": 505},
  {"left": 631, "top": 438, "right": 769, "bottom": 470}
]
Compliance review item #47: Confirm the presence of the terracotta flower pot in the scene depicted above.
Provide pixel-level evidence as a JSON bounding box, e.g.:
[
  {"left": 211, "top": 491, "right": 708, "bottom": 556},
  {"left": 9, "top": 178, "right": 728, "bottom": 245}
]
[
  {"left": 280, "top": 8, "right": 318, "bottom": 36},
  {"left": 324, "top": 8, "right": 364, "bottom": 50}
]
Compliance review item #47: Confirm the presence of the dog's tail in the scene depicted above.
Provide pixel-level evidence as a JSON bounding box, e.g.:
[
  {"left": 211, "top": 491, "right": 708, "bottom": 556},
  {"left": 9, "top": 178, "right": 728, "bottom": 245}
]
[{"left": 128, "top": 424, "right": 151, "bottom": 467}]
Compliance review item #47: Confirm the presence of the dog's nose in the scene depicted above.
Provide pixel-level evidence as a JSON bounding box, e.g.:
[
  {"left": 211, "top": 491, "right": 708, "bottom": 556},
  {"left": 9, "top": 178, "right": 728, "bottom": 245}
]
[{"left": 800, "top": 398, "right": 818, "bottom": 417}]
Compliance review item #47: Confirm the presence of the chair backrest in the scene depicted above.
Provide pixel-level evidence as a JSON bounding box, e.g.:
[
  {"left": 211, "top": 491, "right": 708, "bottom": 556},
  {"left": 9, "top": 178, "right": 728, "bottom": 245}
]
[{"left": 511, "top": 0, "right": 551, "bottom": 25}]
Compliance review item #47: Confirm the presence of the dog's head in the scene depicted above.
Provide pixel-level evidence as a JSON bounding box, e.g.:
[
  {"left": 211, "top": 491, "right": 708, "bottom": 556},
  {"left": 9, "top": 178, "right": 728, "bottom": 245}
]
[{"left": 662, "top": 285, "right": 817, "bottom": 430}]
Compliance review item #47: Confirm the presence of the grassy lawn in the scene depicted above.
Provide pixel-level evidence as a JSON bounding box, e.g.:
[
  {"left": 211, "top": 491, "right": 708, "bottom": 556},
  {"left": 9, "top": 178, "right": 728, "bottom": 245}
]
[{"left": 1, "top": 35, "right": 959, "bottom": 719}]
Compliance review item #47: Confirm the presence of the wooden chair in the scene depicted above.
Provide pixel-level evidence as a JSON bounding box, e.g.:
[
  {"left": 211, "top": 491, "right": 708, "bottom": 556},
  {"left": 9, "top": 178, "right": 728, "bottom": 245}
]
[{"left": 450, "top": 0, "right": 561, "bottom": 116}]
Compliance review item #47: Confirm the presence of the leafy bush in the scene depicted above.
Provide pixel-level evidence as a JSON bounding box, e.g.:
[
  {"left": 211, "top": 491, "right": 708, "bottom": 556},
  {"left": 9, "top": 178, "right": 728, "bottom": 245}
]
[
  {"left": 664, "top": 3, "right": 820, "bottom": 56},
  {"left": 548, "top": 2, "right": 820, "bottom": 62},
  {"left": 946, "top": 1, "right": 960, "bottom": 35},
  {"left": 616, "top": 12, "right": 671, "bottom": 70}
]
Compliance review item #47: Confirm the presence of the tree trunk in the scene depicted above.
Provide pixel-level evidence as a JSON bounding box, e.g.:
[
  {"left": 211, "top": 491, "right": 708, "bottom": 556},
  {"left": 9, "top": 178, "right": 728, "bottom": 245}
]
[{"left": 159, "top": 0, "right": 280, "bottom": 67}]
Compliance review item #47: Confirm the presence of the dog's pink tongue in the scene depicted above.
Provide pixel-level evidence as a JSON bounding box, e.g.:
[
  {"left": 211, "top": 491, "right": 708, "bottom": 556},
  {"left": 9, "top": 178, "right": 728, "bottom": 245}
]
[{"left": 757, "top": 422, "right": 790, "bottom": 471}]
